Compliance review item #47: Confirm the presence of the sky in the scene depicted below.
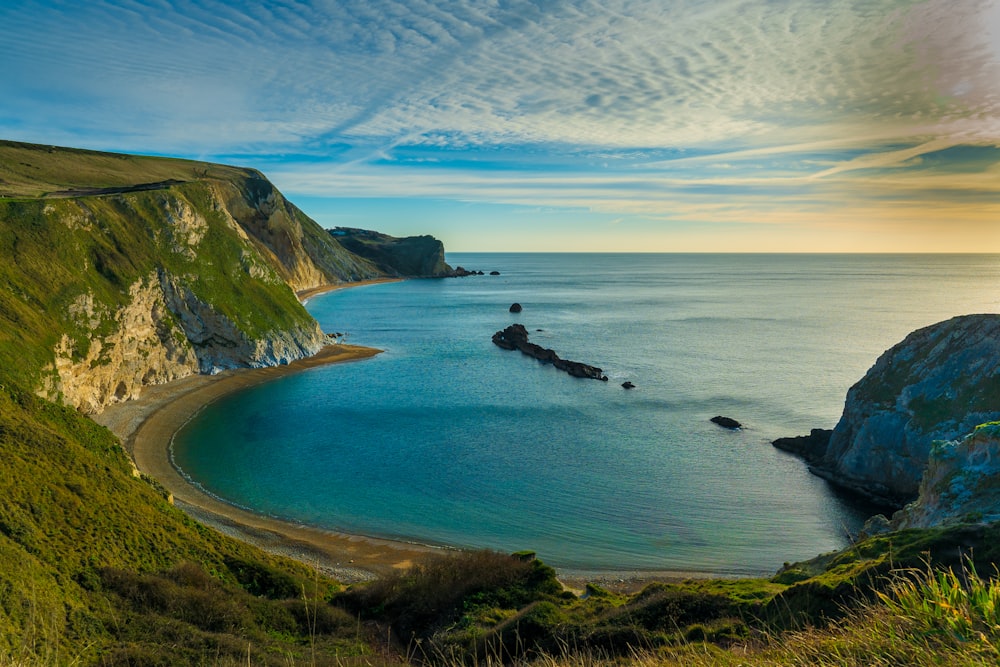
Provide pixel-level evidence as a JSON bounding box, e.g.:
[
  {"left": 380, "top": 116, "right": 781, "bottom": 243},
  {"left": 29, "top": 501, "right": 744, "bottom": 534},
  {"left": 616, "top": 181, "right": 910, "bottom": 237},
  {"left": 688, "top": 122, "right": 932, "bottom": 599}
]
[{"left": 2, "top": 0, "right": 1000, "bottom": 252}]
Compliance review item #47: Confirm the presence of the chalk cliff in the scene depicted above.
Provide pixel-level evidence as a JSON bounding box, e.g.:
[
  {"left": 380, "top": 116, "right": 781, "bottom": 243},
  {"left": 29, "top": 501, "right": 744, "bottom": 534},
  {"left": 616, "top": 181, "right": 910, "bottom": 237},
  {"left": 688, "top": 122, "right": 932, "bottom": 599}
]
[
  {"left": 813, "top": 315, "right": 1000, "bottom": 506},
  {"left": 0, "top": 141, "right": 396, "bottom": 413}
]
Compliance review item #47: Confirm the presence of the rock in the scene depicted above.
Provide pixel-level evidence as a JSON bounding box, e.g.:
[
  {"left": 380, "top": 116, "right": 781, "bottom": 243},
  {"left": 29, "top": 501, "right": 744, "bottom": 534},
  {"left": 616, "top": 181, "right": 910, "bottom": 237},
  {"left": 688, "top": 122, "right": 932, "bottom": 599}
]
[
  {"left": 711, "top": 416, "right": 742, "bottom": 430},
  {"left": 772, "top": 429, "right": 832, "bottom": 464},
  {"left": 814, "top": 314, "right": 1000, "bottom": 507},
  {"left": 887, "top": 422, "right": 1000, "bottom": 530},
  {"left": 490, "top": 271, "right": 501, "bottom": 276},
  {"left": 622, "top": 381, "right": 635, "bottom": 389},
  {"left": 492, "top": 324, "right": 608, "bottom": 381},
  {"left": 509, "top": 303, "right": 523, "bottom": 313}
]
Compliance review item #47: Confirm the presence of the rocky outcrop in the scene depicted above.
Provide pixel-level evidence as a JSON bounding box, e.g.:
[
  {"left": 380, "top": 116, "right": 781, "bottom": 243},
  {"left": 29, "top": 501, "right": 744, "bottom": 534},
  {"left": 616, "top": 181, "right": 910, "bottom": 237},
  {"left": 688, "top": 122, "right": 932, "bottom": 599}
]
[
  {"left": 212, "top": 179, "right": 380, "bottom": 291},
  {"left": 159, "top": 272, "right": 324, "bottom": 374},
  {"left": 42, "top": 274, "right": 201, "bottom": 413},
  {"left": 492, "top": 324, "right": 608, "bottom": 381},
  {"left": 814, "top": 315, "right": 1000, "bottom": 506},
  {"left": 509, "top": 303, "right": 523, "bottom": 313},
  {"left": 872, "top": 423, "right": 1000, "bottom": 532},
  {"left": 772, "top": 429, "right": 833, "bottom": 464},
  {"left": 711, "top": 416, "right": 742, "bottom": 430}
]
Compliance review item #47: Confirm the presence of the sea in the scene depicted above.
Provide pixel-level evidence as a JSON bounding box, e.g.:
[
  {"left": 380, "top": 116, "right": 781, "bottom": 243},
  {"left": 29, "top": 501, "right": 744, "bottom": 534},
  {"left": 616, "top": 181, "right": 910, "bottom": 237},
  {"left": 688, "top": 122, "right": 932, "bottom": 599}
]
[{"left": 172, "top": 254, "right": 1000, "bottom": 576}]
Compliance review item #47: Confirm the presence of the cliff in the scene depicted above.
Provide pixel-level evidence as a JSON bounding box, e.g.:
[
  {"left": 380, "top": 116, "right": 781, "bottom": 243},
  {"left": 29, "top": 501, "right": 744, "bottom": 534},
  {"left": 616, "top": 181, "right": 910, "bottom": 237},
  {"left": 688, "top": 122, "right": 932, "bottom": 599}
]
[
  {"left": 880, "top": 422, "right": 1000, "bottom": 531},
  {"left": 0, "top": 140, "right": 385, "bottom": 413},
  {"left": 330, "top": 227, "right": 453, "bottom": 277},
  {"left": 806, "top": 314, "right": 1000, "bottom": 506}
]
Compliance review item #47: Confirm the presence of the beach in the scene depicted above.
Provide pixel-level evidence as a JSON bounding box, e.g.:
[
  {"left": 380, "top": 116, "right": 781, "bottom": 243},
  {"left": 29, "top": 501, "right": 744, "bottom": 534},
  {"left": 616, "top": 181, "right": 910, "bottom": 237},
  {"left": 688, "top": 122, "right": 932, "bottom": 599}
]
[
  {"left": 94, "top": 280, "right": 437, "bottom": 583},
  {"left": 94, "top": 275, "right": 706, "bottom": 591}
]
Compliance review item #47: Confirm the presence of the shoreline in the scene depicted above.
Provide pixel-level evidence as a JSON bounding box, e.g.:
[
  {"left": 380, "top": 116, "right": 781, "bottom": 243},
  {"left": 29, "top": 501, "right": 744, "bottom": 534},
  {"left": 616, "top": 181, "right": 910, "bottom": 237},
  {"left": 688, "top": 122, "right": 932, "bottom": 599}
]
[
  {"left": 296, "top": 277, "right": 403, "bottom": 303},
  {"left": 95, "top": 278, "right": 710, "bottom": 590},
  {"left": 95, "top": 342, "right": 441, "bottom": 582}
]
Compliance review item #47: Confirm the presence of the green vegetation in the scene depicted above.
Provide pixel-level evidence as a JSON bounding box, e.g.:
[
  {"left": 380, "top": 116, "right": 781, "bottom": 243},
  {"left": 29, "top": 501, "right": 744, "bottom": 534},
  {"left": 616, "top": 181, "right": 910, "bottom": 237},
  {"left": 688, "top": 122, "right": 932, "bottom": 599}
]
[
  {"left": 3, "top": 139, "right": 1000, "bottom": 665},
  {"left": 0, "top": 384, "right": 375, "bottom": 665},
  {"left": 0, "top": 140, "right": 249, "bottom": 198}
]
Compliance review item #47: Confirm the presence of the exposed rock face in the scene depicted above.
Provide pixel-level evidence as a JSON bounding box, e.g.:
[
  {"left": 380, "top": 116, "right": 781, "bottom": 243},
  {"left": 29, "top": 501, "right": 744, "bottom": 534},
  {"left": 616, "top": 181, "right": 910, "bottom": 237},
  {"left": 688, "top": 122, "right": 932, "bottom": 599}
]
[
  {"left": 159, "top": 272, "right": 324, "bottom": 374},
  {"left": 880, "top": 422, "right": 1000, "bottom": 531},
  {"left": 492, "top": 324, "right": 608, "bottom": 381},
  {"left": 816, "top": 315, "right": 1000, "bottom": 506},
  {"left": 212, "top": 179, "right": 379, "bottom": 291},
  {"left": 43, "top": 274, "right": 200, "bottom": 413}
]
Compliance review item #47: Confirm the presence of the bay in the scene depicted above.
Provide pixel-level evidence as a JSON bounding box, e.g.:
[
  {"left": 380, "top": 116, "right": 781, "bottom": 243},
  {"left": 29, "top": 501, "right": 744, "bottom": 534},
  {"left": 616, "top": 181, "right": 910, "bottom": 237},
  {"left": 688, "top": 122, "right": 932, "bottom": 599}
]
[{"left": 172, "top": 253, "right": 1000, "bottom": 575}]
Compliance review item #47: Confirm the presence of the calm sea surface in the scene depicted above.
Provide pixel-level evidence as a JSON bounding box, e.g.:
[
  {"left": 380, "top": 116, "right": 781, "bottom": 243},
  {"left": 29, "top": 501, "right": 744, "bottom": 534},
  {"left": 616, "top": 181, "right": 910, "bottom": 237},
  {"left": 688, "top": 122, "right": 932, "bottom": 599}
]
[{"left": 172, "top": 254, "right": 1000, "bottom": 575}]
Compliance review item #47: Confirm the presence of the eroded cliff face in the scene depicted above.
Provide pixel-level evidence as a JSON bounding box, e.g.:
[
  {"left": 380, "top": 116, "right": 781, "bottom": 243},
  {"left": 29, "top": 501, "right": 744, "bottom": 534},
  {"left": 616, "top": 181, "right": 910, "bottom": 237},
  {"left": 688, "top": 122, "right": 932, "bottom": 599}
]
[
  {"left": 2, "top": 164, "right": 364, "bottom": 414},
  {"left": 210, "top": 177, "right": 380, "bottom": 291},
  {"left": 41, "top": 274, "right": 200, "bottom": 414},
  {"left": 816, "top": 315, "right": 1000, "bottom": 506},
  {"left": 864, "top": 422, "right": 1000, "bottom": 533}
]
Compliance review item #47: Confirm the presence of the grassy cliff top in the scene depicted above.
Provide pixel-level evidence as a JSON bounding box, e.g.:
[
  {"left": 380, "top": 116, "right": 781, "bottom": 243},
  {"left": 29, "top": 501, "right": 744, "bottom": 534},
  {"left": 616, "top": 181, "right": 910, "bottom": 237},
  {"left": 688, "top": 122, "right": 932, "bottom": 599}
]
[{"left": 0, "top": 140, "right": 251, "bottom": 198}]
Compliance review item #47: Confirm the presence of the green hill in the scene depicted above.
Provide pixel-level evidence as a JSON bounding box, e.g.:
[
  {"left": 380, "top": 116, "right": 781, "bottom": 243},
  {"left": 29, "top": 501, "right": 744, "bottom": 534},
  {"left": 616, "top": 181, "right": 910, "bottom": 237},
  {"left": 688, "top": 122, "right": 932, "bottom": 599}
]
[{"left": 2, "top": 140, "right": 998, "bottom": 665}]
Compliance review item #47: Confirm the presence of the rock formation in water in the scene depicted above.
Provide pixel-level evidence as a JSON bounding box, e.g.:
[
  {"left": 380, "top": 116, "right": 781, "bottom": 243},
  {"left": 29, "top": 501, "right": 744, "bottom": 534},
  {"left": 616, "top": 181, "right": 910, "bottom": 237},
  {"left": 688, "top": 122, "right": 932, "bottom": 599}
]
[
  {"left": 0, "top": 140, "right": 406, "bottom": 413},
  {"left": 711, "top": 416, "right": 742, "bottom": 430},
  {"left": 492, "top": 324, "right": 608, "bottom": 381},
  {"left": 785, "top": 315, "right": 1000, "bottom": 507},
  {"left": 772, "top": 429, "right": 832, "bottom": 464}
]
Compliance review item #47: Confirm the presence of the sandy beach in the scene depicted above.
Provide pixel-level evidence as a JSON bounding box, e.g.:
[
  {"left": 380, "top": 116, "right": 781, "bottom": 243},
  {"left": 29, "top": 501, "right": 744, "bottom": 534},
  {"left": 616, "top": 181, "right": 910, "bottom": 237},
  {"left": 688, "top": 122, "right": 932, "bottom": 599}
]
[
  {"left": 95, "top": 278, "right": 692, "bottom": 591},
  {"left": 95, "top": 339, "right": 438, "bottom": 584}
]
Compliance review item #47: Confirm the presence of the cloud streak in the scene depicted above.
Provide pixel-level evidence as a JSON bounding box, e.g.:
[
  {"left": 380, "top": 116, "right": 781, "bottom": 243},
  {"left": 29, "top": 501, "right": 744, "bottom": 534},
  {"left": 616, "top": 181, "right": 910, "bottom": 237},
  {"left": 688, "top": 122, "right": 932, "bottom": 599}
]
[{"left": 2, "top": 0, "right": 999, "bottom": 250}]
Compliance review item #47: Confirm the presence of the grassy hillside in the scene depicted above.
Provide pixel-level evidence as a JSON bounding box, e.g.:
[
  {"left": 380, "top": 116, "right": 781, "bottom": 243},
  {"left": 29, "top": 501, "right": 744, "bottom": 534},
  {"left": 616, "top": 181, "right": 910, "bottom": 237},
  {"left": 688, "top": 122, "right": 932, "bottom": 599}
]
[
  {"left": 0, "top": 384, "right": 378, "bottom": 665},
  {"left": 2, "top": 140, "right": 998, "bottom": 665},
  {"left": 0, "top": 140, "right": 247, "bottom": 198}
]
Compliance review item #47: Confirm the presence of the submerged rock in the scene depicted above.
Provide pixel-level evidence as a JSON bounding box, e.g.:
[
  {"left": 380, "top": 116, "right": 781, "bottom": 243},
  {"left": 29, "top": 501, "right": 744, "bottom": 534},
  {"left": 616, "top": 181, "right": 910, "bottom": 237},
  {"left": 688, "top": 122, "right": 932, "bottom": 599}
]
[
  {"left": 622, "top": 381, "right": 635, "bottom": 389},
  {"left": 711, "top": 416, "right": 742, "bottom": 430}
]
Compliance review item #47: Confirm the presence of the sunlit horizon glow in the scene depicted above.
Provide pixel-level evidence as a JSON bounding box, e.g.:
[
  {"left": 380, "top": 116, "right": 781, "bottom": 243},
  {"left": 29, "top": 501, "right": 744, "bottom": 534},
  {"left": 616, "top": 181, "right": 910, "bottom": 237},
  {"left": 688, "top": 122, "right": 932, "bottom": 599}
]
[{"left": 2, "top": 1, "right": 999, "bottom": 252}]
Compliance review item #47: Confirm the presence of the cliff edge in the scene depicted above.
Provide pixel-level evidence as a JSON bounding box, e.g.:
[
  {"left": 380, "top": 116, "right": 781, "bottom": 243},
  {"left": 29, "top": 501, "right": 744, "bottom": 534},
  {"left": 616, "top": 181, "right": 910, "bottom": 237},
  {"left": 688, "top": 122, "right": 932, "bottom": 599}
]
[
  {"left": 0, "top": 141, "right": 389, "bottom": 413},
  {"left": 810, "top": 314, "right": 1000, "bottom": 506}
]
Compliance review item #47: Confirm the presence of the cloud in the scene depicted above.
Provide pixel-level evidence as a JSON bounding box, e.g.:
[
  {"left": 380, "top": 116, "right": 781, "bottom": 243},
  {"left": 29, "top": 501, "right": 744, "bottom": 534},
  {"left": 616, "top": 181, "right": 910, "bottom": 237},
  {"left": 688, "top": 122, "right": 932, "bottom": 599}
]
[{"left": 2, "top": 0, "right": 999, "bottom": 251}]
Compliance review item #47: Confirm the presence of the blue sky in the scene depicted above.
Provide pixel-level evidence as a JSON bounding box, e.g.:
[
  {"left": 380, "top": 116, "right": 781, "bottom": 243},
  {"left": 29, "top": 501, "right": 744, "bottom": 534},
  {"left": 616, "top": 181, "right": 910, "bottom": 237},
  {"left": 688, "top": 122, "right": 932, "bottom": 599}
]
[{"left": 3, "top": 0, "right": 1000, "bottom": 251}]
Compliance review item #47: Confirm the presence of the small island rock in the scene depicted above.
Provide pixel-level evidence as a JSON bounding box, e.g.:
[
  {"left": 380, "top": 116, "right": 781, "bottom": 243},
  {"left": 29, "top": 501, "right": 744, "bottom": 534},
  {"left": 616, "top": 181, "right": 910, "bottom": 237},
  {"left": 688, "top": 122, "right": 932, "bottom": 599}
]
[
  {"left": 711, "top": 416, "right": 742, "bottom": 430},
  {"left": 622, "top": 381, "right": 635, "bottom": 389},
  {"left": 509, "top": 303, "right": 523, "bottom": 313},
  {"left": 490, "top": 270, "right": 501, "bottom": 275}
]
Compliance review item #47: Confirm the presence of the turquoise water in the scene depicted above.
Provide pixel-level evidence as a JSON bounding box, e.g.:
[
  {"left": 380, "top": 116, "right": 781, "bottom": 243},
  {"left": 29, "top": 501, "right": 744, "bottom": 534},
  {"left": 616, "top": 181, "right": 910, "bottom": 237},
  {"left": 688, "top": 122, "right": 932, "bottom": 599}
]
[{"left": 173, "top": 254, "right": 1000, "bottom": 575}]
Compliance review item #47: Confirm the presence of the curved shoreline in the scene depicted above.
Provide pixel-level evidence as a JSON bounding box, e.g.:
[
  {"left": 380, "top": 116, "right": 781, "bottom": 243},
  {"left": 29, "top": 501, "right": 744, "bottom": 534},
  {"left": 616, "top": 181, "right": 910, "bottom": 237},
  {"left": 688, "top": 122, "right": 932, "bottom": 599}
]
[
  {"left": 95, "top": 342, "right": 440, "bottom": 582},
  {"left": 95, "top": 280, "right": 715, "bottom": 590}
]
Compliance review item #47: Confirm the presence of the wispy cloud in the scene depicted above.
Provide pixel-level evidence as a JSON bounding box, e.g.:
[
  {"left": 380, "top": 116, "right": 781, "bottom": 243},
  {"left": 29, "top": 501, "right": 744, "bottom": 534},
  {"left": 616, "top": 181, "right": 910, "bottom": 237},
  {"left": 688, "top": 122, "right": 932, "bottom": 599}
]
[{"left": 2, "top": 0, "right": 999, "bottom": 250}]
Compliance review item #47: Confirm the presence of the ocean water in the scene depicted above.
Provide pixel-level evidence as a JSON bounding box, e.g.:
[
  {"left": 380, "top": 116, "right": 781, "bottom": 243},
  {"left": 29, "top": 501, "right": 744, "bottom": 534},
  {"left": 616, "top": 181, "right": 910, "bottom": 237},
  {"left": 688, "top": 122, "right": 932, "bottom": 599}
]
[{"left": 172, "top": 254, "right": 1000, "bottom": 575}]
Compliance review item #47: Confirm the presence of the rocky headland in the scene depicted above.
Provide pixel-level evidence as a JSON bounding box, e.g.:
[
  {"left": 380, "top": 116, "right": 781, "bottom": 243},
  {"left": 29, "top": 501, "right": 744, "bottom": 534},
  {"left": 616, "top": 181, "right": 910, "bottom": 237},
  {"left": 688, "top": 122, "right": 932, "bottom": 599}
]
[{"left": 775, "top": 313, "right": 1000, "bottom": 513}]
